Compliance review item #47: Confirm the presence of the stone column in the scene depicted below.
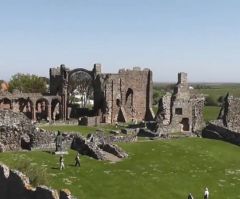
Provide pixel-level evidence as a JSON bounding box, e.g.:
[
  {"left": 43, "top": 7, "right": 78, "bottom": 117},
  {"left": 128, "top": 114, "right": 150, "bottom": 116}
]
[
  {"left": 32, "top": 101, "right": 36, "bottom": 121},
  {"left": 48, "top": 103, "right": 52, "bottom": 122}
]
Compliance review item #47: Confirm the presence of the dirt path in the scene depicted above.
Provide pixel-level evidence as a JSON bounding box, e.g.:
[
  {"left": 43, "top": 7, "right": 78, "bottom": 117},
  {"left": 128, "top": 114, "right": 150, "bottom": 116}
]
[{"left": 101, "top": 151, "right": 122, "bottom": 163}]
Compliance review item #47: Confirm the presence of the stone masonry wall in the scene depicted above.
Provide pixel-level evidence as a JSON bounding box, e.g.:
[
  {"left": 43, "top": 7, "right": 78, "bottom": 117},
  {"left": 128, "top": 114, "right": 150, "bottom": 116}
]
[
  {"left": 203, "top": 95, "right": 240, "bottom": 144},
  {"left": 0, "top": 110, "right": 55, "bottom": 152},
  {"left": 223, "top": 96, "right": 240, "bottom": 132},
  {"left": 155, "top": 72, "right": 205, "bottom": 134},
  {"left": 96, "top": 67, "right": 154, "bottom": 123},
  {"left": 0, "top": 163, "right": 72, "bottom": 199}
]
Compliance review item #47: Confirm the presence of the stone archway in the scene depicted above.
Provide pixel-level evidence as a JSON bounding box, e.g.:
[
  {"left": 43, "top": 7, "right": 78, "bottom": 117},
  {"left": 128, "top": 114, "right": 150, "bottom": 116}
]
[
  {"left": 0, "top": 98, "right": 11, "bottom": 110},
  {"left": 51, "top": 98, "right": 61, "bottom": 121},
  {"left": 36, "top": 98, "right": 49, "bottom": 121},
  {"left": 68, "top": 69, "right": 94, "bottom": 118},
  {"left": 125, "top": 88, "right": 135, "bottom": 121}
]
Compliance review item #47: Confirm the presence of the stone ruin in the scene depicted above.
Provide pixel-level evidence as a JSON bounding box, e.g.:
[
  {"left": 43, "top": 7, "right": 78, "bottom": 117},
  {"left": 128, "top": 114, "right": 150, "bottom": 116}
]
[
  {"left": 71, "top": 132, "right": 136, "bottom": 160},
  {"left": 0, "top": 64, "right": 154, "bottom": 125},
  {"left": 0, "top": 110, "right": 54, "bottom": 152},
  {"left": 50, "top": 64, "right": 155, "bottom": 124},
  {"left": 203, "top": 94, "right": 240, "bottom": 145},
  {"left": 0, "top": 109, "right": 73, "bottom": 152},
  {"left": 0, "top": 163, "right": 72, "bottom": 199},
  {"left": 0, "top": 108, "right": 130, "bottom": 162},
  {"left": 154, "top": 72, "right": 205, "bottom": 135}
]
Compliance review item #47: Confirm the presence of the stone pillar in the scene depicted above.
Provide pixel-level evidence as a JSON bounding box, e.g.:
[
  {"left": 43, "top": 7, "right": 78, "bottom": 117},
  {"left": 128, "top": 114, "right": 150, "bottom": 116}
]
[
  {"left": 48, "top": 103, "right": 52, "bottom": 122},
  {"left": 32, "top": 101, "right": 36, "bottom": 121}
]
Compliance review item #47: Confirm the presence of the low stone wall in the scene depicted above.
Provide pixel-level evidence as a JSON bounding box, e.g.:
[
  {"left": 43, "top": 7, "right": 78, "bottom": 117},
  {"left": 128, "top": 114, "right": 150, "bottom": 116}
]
[
  {"left": 0, "top": 164, "right": 72, "bottom": 199},
  {"left": 202, "top": 121, "right": 240, "bottom": 145}
]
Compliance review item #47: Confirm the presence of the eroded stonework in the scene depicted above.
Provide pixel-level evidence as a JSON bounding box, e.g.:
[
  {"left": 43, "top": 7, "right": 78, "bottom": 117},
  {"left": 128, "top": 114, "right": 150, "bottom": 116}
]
[
  {"left": 49, "top": 64, "right": 154, "bottom": 124},
  {"left": 0, "top": 110, "right": 56, "bottom": 151},
  {"left": 0, "top": 64, "right": 154, "bottom": 124},
  {"left": 203, "top": 94, "right": 240, "bottom": 144},
  {"left": 155, "top": 72, "right": 205, "bottom": 134}
]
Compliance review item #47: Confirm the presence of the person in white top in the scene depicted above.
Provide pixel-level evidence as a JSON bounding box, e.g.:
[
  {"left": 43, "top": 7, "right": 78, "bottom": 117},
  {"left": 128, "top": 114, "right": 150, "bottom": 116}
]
[
  {"left": 204, "top": 187, "right": 209, "bottom": 199},
  {"left": 188, "top": 193, "right": 194, "bottom": 199}
]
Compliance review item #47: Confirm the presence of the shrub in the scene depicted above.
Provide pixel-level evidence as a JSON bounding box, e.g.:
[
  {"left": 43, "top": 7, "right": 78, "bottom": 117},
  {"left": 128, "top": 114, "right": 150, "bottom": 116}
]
[{"left": 205, "top": 96, "right": 218, "bottom": 106}]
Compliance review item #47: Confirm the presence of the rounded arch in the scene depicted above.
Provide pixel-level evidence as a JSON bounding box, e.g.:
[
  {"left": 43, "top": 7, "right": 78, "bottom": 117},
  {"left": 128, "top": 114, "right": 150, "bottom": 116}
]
[
  {"left": 68, "top": 68, "right": 93, "bottom": 79},
  {"left": 0, "top": 98, "right": 12, "bottom": 110},
  {"left": 25, "top": 98, "right": 34, "bottom": 119},
  {"left": 36, "top": 98, "right": 49, "bottom": 121},
  {"left": 51, "top": 98, "right": 61, "bottom": 121},
  {"left": 126, "top": 88, "right": 134, "bottom": 105},
  {"left": 68, "top": 69, "right": 94, "bottom": 112},
  {"left": 17, "top": 98, "right": 28, "bottom": 112}
]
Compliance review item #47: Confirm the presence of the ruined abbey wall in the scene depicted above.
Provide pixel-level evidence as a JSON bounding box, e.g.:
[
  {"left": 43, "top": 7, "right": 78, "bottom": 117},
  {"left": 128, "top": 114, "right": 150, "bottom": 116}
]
[
  {"left": 49, "top": 64, "right": 154, "bottom": 124},
  {"left": 95, "top": 67, "right": 154, "bottom": 123},
  {"left": 203, "top": 95, "right": 240, "bottom": 144},
  {"left": 155, "top": 72, "right": 205, "bottom": 134},
  {"left": 222, "top": 96, "right": 240, "bottom": 132}
]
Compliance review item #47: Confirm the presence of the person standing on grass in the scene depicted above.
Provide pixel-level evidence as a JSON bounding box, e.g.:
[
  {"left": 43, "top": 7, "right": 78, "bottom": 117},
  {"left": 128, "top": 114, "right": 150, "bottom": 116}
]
[
  {"left": 75, "top": 152, "right": 81, "bottom": 167},
  {"left": 59, "top": 155, "right": 65, "bottom": 170},
  {"left": 204, "top": 187, "right": 209, "bottom": 199},
  {"left": 188, "top": 193, "right": 194, "bottom": 199}
]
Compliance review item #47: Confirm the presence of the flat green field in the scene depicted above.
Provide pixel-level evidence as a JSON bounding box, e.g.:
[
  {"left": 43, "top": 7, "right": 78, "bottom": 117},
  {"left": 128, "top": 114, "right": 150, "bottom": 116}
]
[
  {"left": 39, "top": 124, "right": 121, "bottom": 136},
  {"left": 1, "top": 138, "right": 240, "bottom": 199}
]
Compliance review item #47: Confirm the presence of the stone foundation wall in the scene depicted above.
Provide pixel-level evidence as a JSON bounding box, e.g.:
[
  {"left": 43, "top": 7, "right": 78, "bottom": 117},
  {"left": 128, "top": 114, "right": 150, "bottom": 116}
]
[{"left": 0, "top": 164, "right": 72, "bottom": 199}]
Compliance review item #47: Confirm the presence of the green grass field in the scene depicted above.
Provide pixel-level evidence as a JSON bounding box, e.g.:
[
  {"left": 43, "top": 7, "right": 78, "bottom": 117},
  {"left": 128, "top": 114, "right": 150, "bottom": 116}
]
[
  {"left": 1, "top": 138, "right": 240, "bottom": 199},
  {"left": 39, "top": 124, "right": 122, "bottom": 136},
  {"left": 203, "top": 106, "right": 221, "bottom": 122},
  {"left": 0, "top": 83, "right": 238, "bottom": 199}
]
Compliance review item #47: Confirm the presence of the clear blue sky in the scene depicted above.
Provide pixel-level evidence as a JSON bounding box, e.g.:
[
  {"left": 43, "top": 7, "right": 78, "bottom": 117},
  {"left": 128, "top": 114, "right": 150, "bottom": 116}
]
[{"left": 0, "top": 0, "right": 240, "bottom": 82}]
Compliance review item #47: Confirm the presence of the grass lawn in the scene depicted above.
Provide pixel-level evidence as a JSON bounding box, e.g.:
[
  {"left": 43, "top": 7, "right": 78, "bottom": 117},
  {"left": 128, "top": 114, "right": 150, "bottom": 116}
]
[
  {"left": 1, "top": 138, "right": 240, "bottom": 199},
  {"left": 203, "top": 106, "right": 221, "bottom": 122},
  {"left": 39, "top": 124, "right": 122, "bottom": 136}
]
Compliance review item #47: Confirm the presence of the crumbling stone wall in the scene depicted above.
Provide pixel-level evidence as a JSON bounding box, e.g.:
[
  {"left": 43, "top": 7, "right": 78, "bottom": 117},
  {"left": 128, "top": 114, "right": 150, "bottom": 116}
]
[
  {"left": 0, "top": 164, "right": 72, "bottom": 199},
  {"left": 219, "top": 95, "right": 240, "bottom": 132},
  {"left": 0, "top": 110, "right": 55, "bottom": 152},
  {"left": 94, "top": 67, "right": 154, "bottom": 124},
  {"left": 155, "top": 72, "right": 205, "bottom": 134},
  {"left": 71, "top": 132, "right": 131, "bottom": 160},
  {"left": 203, "top": 94, "right": 240, "bottom": 144},
  {"left": 0, "top": 91, "right": 62, "bottom": 122},
  {"left": 49, "top": 64, "right": 154, "bottom": 124}
]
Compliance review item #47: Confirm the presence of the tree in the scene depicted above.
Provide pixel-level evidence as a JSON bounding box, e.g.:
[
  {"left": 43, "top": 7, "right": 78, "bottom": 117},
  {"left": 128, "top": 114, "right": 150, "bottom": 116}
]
[
  {"left": 205, "top": 96, "right": 218, "bottom": 106},
  {"left": 68, "top": 71, "right": 93, "bottom": 107},
  {"left": 9, "top": 73, "right": 47, "bottom": 93}
]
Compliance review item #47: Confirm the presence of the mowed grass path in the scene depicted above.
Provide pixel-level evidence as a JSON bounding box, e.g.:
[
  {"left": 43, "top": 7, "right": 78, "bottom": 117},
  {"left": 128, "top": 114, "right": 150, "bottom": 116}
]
[{"left": 1, "top": 138, "right": 240, "bottom": 199}]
